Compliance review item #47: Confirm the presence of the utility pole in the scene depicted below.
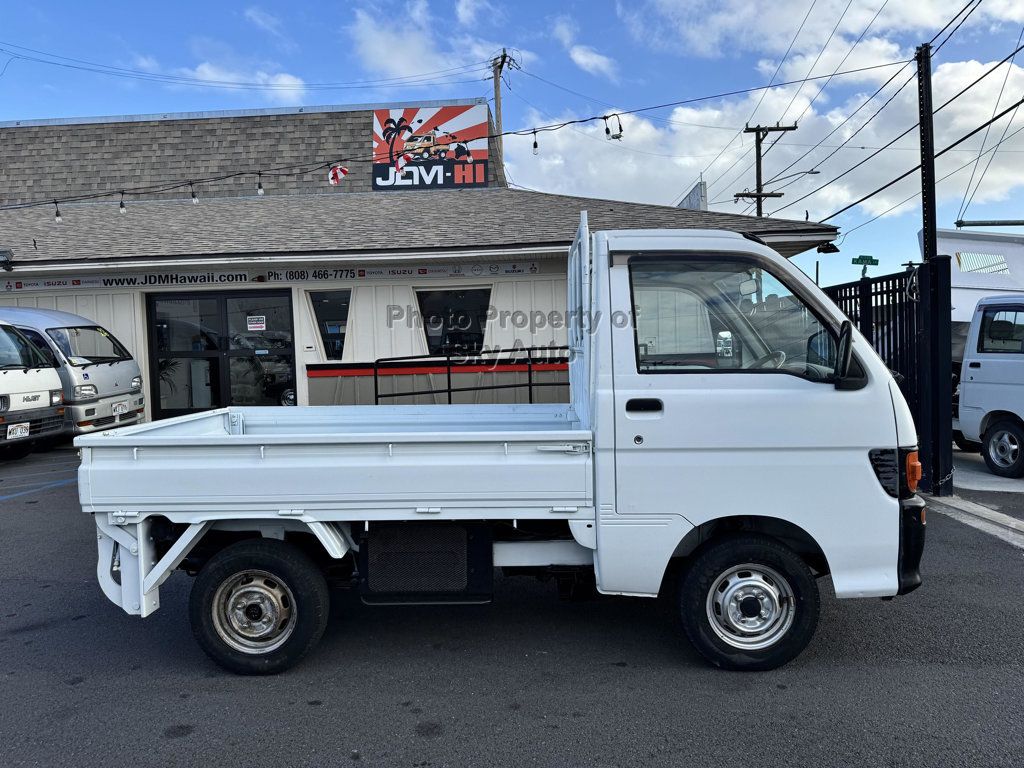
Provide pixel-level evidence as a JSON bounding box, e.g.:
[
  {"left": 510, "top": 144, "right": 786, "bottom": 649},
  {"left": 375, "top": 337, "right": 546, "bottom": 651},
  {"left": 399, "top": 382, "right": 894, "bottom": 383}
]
[
  {"left": 917, "top": 44, "right": 937, "bottom": 262},
  {"left": 734, "top": 123, "right": 797, "bottom": 216},
  {"left": 491, "top": 48, "right": 509, "bottom": 172},
  {"left": 916, "top": 41, "right": 953, "bottom": 497}
]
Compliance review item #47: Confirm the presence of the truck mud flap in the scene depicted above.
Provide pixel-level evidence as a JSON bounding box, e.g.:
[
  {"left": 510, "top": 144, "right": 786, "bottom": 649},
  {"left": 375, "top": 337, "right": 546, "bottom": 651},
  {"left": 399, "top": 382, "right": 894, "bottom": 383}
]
[{"left": 359, "top": 522, "right": 493, "bottom": 605}]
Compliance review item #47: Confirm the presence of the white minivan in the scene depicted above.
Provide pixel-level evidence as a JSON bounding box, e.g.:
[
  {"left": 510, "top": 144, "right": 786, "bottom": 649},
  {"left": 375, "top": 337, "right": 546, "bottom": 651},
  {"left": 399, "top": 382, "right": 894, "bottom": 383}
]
[
  {"left": 0, "top": 321, "right": 66, "bottom": 460},
  {"left": 0, "top": 308, "right": 144, "bottom": 434},
  {"left": 955, "top": 294, "right": 1024, "bottom": 477}
]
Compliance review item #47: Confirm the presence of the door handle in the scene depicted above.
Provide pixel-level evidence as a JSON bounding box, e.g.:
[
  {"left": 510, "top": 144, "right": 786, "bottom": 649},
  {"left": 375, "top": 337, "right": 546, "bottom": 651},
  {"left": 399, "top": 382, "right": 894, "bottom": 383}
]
[
  {"left": 626, "top": 398, "right": 663, "bottom": 413},
  {"left": 968, "top": 362, "right": 981, "bottom": 369}
]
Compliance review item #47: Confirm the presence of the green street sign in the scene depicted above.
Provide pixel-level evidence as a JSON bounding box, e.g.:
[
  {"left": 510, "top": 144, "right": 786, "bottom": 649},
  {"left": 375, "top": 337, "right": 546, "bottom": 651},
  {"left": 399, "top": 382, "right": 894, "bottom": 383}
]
[{"left": 851, "top": 255, "right": 879, "bottom": 266}]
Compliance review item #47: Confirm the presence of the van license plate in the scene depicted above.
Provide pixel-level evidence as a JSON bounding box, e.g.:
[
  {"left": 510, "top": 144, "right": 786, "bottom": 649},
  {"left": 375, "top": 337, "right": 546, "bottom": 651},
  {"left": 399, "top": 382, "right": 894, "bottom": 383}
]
[
  {"left": 6, "top": 423, "right": 30, "bottom": 440},
  {"left": 112, "top": 401, "right": 130, "bottom": 416}
]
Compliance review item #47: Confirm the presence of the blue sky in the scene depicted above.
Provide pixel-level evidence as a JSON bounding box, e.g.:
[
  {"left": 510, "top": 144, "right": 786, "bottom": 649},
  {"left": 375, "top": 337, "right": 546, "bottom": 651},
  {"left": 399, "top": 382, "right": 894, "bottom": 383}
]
[{"left": 1, "top": 0, "right": 1022, "bottom": 284}]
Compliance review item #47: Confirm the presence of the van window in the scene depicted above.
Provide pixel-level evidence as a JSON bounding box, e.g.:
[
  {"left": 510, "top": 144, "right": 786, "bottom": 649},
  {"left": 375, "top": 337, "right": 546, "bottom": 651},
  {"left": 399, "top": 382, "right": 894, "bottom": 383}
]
[
  {"left": 16, "top": 328, "right": 59, "bottom": 366},
  {"left": 0, "top": 326, "right": 46, "bottom": 369},
  {"left": 46, "top": 326, "right": 131, "bottom": 366},
  {"left": 978, "top": 308, "right": 1024, "bottom": 354},
  {"left": 629, "top": 257, "right": 837, "bottom": 381}
]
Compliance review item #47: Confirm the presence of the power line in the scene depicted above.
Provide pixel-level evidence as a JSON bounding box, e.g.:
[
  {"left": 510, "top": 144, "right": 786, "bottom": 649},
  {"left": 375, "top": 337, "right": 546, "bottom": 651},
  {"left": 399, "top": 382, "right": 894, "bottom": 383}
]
[
  {"left": 683, "top": 0, "right": 818, "bottom": 200},
  {"left": 957, "top": 24, "right": 1024, "bottom": 221},
  {"left": 747, "top": 0, "right": 979, "bottom": 199},
  {"left": 820, "top": 91, "right": 1024, "bottom": 223},
  {"left": 0, "top": 40, "right": 492, "bottom": 91},
  {"left": 772, "top": 37, "right": 1024, "bottom": 215},
  {"left": 838, "top": 120, "right": 1024, "bottom": 243}
]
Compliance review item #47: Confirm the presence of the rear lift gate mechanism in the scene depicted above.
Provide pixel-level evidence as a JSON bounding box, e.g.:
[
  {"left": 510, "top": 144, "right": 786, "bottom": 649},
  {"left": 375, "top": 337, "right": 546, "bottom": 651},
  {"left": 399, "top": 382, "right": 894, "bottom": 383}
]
[{"left": 359, "top": 522, "right": 493, "bottom": 605}]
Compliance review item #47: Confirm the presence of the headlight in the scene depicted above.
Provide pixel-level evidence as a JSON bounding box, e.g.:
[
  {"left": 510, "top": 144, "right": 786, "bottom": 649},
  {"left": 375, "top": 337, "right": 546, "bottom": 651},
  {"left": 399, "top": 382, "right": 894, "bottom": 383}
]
[
  {"left": 50, "top": 389, "right": 64, "bottom": 406},
  {"left": 131, "top": 375, "right": 143, "bottom": 390},
  {"left": 73, "top": 384, "right": 98, "bottom": 400}
]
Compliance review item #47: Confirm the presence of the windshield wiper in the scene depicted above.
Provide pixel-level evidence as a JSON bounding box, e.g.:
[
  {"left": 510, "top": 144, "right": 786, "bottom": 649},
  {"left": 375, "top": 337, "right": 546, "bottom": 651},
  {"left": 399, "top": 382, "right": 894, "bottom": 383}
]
[{"left": 0, "top": 364, "right": 27, "bottom": 370}]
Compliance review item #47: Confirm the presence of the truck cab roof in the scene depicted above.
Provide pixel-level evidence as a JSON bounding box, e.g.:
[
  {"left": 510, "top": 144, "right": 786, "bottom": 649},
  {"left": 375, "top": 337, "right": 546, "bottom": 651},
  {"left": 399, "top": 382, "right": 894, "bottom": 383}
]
[{"left": 0, "top": 306, "right": 101, "bottom": 328}]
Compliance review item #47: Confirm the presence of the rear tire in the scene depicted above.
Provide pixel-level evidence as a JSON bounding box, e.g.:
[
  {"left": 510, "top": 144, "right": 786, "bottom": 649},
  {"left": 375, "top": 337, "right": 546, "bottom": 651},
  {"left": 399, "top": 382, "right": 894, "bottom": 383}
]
[
  {"left": 982, "top": 421, "right": 1024, "bottom": 478},
  {"left": 679, "top": 535, "right": 819, "bottom": 671},
  {"left": 190, "top": 539, "right": 329, "bottom": 675}
]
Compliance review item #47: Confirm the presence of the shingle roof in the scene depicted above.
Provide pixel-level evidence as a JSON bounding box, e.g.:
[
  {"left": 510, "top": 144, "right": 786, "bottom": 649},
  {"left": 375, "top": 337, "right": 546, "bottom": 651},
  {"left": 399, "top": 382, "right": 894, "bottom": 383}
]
[
  {"left": 0, "top": 99, "right": 504, "bottom": 204},
  {"left": 0, "top": 187, "right": 837, "bottom": 265}
]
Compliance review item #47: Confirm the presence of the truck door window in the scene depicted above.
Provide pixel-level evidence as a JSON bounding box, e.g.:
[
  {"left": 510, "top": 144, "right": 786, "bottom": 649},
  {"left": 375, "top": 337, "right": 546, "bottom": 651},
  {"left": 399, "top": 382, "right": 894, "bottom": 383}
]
[
  {"left": 629, "top": 257, "right": 838, "bottom": 381},
  {"left": 978, "top": 309, "right": 1024, "bottom": 353}
]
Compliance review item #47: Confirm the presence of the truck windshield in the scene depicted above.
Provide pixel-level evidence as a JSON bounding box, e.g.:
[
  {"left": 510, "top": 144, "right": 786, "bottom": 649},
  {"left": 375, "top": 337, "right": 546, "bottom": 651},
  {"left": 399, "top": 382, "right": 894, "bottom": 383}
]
[
  {"left": 46, "top": 326, "right": 132, "bottom": 366},
  {"left": 0, "top": 325, "right": 48, "bottom": 369}
]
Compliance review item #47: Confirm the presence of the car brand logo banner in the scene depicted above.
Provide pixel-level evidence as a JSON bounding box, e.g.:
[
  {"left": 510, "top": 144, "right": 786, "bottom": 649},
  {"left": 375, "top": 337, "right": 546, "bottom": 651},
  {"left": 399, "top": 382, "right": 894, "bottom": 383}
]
[{"left": 372, "top": 104, "right": 489, "bottom": 191}]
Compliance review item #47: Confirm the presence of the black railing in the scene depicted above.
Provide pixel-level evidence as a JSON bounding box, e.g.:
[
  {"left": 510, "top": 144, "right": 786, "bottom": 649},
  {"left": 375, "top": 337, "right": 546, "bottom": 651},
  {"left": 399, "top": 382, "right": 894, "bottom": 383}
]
[
  {"left": 373, "top": 346, "right": 570, "bottom": 405},
  {"left": 824, "top": 256, "right": 952, "bottom": 495}
]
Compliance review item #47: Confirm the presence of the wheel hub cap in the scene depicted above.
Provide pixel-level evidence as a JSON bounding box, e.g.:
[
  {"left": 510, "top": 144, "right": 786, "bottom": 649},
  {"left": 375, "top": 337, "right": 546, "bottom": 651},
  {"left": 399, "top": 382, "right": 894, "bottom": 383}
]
[
  {"left": 212, "top": 570, "right": 297, "bottom": 655},
  {"left": 706, "top": 564, "right": 796, "bottom": 651},
  {"left": 989, "top": 430, "right": 1020, "bottom": 469}
]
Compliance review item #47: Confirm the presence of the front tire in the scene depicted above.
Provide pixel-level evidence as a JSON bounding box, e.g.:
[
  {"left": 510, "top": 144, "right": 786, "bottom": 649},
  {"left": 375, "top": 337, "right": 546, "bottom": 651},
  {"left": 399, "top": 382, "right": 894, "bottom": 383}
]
[
  {"left": 983, "top": 421, "right": 1024, "bottom": 478},
  {"left": 190, "top": 539, "right": 329, "bottom": 675},
  {"left": 679, "top": 536, "right": 819, "bottom": 671}
]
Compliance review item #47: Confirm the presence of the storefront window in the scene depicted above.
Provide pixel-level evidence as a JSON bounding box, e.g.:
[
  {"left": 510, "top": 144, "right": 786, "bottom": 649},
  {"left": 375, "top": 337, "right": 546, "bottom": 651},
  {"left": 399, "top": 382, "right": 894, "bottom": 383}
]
[
  {"left": 416, "top": 288, "right": 491, "bottom": 356},
  {"left": 310, "top": 290, "right": 352, "bottom": 360}
]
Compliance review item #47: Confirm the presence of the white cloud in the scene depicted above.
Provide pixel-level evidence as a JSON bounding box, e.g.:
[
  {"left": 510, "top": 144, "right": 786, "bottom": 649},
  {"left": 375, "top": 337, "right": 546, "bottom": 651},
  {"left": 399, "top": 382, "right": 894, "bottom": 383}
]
[
  {"left": 174, "top": 62, "right": 307, "bottom": 106},
  {"left": 243, "top": 7, "right": 296, "bottom": 52},
  {"left": 550, "top": 14, "right": 619, "bottom": 82},
  {"left": 346, "top": 2, "right": 529, "bottom": 84},
  {"left": 568, "top": 45, "right": 619, "bottom": 81},
  {"left": 455, "top": 0, "right": 495, "bottom": 26}
]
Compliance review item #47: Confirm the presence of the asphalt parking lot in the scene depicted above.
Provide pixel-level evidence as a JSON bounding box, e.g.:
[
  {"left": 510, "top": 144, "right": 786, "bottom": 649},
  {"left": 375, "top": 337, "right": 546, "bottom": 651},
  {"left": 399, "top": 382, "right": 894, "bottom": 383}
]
[{"left": 1, "top": 447, "right": 1023, "bottom": 768}]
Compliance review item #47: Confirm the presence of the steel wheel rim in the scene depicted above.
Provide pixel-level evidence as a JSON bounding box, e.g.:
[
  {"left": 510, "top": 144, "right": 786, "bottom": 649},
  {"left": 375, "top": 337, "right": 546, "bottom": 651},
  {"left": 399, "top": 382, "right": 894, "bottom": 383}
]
[
  {"left": 212, "top": 569, "right": 297, "bottom": 655},
  {"left": 988, "top": 430, "right": 1021, "bottom": 469},
  {"left": 705, "top": 563, "right": 795, "bottom": 651}
]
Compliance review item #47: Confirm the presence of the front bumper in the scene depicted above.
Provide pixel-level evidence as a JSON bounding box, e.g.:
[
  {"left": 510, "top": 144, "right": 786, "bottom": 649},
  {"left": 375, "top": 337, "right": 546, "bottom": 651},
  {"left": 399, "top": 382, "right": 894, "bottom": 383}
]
[
  {"left": 68, "top": 393, "right": 145, "bottom": 433},
  {"left": 0, "top": 405, "right": 67, "bottom": 444},
  {"left": 897, "top": 494, "right": 926, "bottom": 595}
]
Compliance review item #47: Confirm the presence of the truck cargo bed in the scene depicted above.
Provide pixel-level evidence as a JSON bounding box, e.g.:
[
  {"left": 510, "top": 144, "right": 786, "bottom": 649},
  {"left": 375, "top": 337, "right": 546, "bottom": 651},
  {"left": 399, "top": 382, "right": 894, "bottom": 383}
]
[{"left": 75, "top": 405, "right": 594, "bottom": 521}]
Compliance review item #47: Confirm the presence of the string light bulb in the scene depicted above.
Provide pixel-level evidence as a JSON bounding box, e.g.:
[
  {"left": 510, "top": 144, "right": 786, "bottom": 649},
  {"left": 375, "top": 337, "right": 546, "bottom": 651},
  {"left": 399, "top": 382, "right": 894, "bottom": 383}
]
[
  {"left": 119, "top": 192, "right": 127, "bottom": 215},
  {"left": 604, "top": 117, "right": 611, "bottom": 138},
  {"left": 256, "top": 173, "right": 265, "bottom": 196},
  {"left": 532, "top": 130, "right": 539, "bottom": 156},
  {"left": 610, "top": 115, "right": 624, "bottom": 141},
  {"left": 190, "top": 182, "right": 199, "bottom": 205},
  {"left": 53, "top": 200, "right": 62, "bottom": 224}
]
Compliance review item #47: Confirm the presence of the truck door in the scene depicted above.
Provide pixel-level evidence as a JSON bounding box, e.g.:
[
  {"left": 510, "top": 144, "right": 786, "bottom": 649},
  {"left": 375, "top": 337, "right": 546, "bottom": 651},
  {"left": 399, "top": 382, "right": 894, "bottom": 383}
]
[{"left": 601, "top": 250, "right": 899, "bottom": 596}]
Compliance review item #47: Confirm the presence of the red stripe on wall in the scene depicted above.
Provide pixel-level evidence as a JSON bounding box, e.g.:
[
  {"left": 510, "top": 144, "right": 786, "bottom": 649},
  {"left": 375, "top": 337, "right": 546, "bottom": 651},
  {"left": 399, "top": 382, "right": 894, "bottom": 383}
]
[{"left": 307, "top": 362, "right": 569, "bottom": 378}]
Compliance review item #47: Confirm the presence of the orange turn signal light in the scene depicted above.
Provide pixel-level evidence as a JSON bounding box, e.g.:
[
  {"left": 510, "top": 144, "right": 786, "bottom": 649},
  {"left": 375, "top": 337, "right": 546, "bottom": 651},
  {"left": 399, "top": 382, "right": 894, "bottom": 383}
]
[{"left": 906, "top": 450, "right": 922, "bottom": 493}]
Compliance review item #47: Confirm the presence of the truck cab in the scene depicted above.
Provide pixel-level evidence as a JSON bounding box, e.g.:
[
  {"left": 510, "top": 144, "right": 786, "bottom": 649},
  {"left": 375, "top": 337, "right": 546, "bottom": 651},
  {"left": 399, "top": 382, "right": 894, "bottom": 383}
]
[
  {"left": 956, "top": 294, "right": 1024, "bottom": 477},
  {"left": 0, "top": 308, "right": 144, "bottom": 434},
  {"left": 0, "top": 321, "right": 66, "bottom": 460}
]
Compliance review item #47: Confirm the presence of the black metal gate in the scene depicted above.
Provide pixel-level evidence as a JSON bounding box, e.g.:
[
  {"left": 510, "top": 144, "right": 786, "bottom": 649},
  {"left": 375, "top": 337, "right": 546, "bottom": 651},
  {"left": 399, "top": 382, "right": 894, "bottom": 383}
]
[{"left": 824, "top": 256, "right": 952, "bottom": 495}]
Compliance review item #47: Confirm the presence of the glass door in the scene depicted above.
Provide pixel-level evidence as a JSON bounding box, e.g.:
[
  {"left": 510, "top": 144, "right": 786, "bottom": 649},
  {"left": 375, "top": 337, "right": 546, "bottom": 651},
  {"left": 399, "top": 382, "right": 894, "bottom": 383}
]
[{"left": 146, "top": 290, "right": 296, "bottom": 419}]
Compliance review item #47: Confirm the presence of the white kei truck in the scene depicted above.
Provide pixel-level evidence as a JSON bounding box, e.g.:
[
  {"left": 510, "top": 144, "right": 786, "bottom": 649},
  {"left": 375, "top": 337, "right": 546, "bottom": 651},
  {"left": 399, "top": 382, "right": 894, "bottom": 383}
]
[
  {"left": 0, "top": 320, "right": 66, "bottom": 460},
  {"left": 76, "top": 216, "right": 927, "bottom": 674}
]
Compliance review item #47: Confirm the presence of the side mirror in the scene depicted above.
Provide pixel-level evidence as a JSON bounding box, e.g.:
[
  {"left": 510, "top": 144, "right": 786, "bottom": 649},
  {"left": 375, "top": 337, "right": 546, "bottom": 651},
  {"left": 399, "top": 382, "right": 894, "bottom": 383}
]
[
  {"left": 739, "top": 278, "right": 758, "bottom": 297},
  {"left": 834, "top": 320, "right": 854, "bottom": 388}
]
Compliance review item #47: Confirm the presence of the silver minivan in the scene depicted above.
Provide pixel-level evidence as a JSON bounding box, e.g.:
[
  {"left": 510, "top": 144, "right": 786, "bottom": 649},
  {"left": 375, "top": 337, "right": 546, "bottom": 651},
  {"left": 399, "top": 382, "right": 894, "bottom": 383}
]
[{"left": 0, "top": 308, "right": 144, "bottom": 433}]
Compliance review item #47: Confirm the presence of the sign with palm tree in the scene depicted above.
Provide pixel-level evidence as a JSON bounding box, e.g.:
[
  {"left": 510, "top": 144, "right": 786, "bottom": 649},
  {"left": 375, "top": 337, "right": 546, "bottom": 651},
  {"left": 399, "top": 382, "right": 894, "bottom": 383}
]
[{"left": 371, "top": 104, "right": 490, "bottom": 191}]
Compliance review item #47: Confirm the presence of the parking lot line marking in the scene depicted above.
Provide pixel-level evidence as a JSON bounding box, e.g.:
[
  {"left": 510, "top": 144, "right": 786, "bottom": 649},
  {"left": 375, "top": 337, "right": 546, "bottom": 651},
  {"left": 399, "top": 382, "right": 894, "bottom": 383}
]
[
  {"left": 0, "top": 469, "right": 78, "bottom": 489},
  {"left": 928, "top": 497, "right": 1024, "bottom": 552},
  {"left": 0, "top": 478, "right": 76, "bottom": 502}
]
